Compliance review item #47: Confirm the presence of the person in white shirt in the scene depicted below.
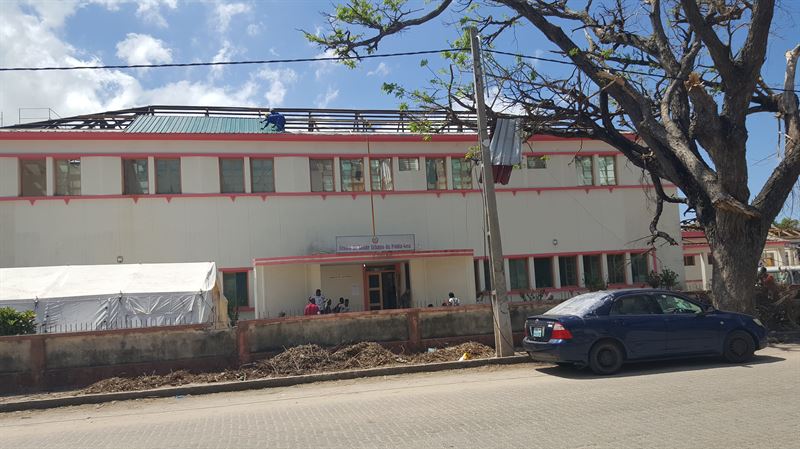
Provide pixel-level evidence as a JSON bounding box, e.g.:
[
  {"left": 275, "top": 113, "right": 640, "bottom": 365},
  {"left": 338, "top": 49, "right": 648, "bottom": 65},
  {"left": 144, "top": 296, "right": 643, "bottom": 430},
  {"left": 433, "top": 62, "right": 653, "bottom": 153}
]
[
  {"left": 311, "top": 289, "right": 325, "bottom": 311},
  {"left": 447, "top": 292, "right": 460, "bottom": 306}
]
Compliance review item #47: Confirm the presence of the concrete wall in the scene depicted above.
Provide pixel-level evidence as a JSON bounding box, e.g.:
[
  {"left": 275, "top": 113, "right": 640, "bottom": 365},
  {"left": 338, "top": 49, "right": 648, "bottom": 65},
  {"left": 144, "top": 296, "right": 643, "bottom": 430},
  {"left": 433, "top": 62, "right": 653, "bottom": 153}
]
[
  {"left": 321, "top": 264, "right": 364, "bottom": 311},
  {"left": 1, "top": 302, "right": 554, "bottom": 392},
  {"left": 82, "top": 157, "right": 122, "bottom": 195},
  {"left": 0, "top": 157, "right": 18, "bottom": 196}
]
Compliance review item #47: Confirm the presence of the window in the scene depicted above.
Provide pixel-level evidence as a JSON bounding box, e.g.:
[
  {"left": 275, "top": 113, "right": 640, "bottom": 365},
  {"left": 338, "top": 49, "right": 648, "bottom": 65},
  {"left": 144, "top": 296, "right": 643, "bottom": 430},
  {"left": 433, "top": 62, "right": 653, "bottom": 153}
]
[
  {"left": 122, "top": 159, "right": 148, "bottom": 195},
  {"left": 483, "top": 259, "right": 492, "bottom": 291},
  {"left": 20, "top": 159, "right": 47, "bottom": 197},
  {"left": 399, "top": 157, "right": 419, "bottom": 171},
  {"left": 155, "top": 158, "right": 181, "bottom": 194},
  {"left": 583, "top": 255, "right": 602, "bottom": 285},
  {"left": 223, "top": 272, "right": 249, "bottom": 308},
  {"left": 340, "top": 158, "right": 365, "bottom": 192},
  {"left": 54, "top": 159, "right": 80, "bottom": 196},
  {"left": 653, "top": 294, "right": 702, "bottom": 314},
  {"left": 533, "top": 257, "right": 554, "bottom": 288},
  {"left": 684, "top": 255, "right": 696, "bottom": 266},
  {"left": 610, "top": 295, "right": 663, "bottom": 315},
  {"left": 607, "top": 254, "right": 626, "bottom": 284},
  {"left": 426, "top": 158, "right": 447, "bottom": 190},
  {"left": 598, "top": 156, "right": 617, "bottom": 186},
  {"left": 575, "top": 156, "right": 594, "bottom": 186},
  {"left": 451, "top": 158, "right": 473, "bottom": 189},
  {"left": 220, "top": 158, "right": 244, "bottom": 193},
  {"left": 250, "top": 158, "right": 275, "bottom": 193},
  {"left": 559, "top": 256, "right": 578, "bottom": 287},
  {"left": 310, "top": 159, "right": 334, "bottom": 192},
  {"left": 631, "top": 253, "right": 649, "bottom": 284},
  {"left": 509, "top": 258, "right": 530, "bottom": 290},
  {"left": 369, "top": 158, "right": 393, "bottom": 191},
  {"left": 763, "top": 252, "right": 776, "bottom": 267},
  {"left": 707, "top": 253, "right": 714, "bottom": 265},
  {"left": 527, "top": 156, "right": 547, "bottom": 169}
]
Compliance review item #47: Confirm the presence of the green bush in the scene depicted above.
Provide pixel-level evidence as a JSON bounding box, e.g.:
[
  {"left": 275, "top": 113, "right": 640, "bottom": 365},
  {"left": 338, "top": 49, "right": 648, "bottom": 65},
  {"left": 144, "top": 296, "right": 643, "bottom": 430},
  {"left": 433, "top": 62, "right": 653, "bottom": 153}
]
[{"left": 0, "top": 307, "right": 37, "bottom": 336}]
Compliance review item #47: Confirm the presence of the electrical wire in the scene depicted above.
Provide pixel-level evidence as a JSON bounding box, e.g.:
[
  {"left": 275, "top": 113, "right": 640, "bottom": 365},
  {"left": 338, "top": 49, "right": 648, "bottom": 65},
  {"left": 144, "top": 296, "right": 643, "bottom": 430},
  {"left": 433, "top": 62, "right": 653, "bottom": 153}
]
[{"left": 0, "top": 46, "right": 796, "bottom": 94}]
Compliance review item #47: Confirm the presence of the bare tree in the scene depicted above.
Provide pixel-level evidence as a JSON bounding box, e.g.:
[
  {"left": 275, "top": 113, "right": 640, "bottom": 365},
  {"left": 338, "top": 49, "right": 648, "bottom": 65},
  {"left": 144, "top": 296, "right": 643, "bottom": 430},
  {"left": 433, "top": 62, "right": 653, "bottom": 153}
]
[{"left": 307, "top": 0, "right": 800, "bottom": 314}]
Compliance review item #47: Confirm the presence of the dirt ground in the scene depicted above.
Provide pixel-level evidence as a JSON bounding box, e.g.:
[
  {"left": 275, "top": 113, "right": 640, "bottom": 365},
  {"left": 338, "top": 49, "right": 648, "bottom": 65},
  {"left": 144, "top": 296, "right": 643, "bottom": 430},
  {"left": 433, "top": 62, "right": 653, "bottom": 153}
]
[{"left": 80, "top": 342, "right": 496, "bottom": 395}]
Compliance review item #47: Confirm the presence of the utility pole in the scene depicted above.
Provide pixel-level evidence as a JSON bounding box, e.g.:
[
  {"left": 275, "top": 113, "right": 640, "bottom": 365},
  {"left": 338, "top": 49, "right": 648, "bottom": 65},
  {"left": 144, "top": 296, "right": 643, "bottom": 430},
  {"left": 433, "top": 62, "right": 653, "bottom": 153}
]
[{"left": 469, "top": 27, "right": 514, "bottom": 357}]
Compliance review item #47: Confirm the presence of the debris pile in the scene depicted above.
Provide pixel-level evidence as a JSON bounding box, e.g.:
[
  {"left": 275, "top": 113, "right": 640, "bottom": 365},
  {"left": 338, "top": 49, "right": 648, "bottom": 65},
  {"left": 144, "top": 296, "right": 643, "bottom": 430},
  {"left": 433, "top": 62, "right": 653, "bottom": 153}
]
[{"left": 80, "top": 341, "right": 496, "bottom": 395}]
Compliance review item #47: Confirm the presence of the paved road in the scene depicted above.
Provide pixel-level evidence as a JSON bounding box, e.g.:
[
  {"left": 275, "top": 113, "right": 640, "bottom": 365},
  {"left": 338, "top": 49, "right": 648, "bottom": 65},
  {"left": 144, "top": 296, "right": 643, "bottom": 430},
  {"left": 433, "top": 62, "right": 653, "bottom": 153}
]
[{"left": 3, "top": 345, "right": 799, "bottom": 449}]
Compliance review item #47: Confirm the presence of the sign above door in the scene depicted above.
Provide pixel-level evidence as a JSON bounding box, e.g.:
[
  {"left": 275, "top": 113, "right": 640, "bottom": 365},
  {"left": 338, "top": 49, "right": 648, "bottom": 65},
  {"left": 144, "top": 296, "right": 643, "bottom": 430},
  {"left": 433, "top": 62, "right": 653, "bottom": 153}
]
[{"left": 336, "top": 234, "right": 415, "bottom": 253}]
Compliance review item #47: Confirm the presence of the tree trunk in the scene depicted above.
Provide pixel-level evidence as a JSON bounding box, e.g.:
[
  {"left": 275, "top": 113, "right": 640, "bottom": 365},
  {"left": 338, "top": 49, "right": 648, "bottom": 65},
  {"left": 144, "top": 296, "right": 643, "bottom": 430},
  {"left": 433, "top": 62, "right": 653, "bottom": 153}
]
[{"left": 705, "top": 211, "right": 767, "bottom": 314}]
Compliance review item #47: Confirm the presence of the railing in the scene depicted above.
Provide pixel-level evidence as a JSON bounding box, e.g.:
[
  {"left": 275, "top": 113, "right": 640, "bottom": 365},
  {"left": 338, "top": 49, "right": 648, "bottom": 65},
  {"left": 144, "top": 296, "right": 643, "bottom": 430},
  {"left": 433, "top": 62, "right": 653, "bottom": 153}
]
[
  {"left": 35, "top": 315, "right": 196, "bottom": 334},
  {"left": 2, "top": 105, "right": 481, "bottom": 134}
]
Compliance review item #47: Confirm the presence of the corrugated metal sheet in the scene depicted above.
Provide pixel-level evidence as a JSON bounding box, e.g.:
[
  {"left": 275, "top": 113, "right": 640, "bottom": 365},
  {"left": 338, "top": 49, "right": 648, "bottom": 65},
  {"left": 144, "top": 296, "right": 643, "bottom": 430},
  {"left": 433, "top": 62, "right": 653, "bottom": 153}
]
[{"left": 125, "top": 115, "right": 277, "bottom": 134}]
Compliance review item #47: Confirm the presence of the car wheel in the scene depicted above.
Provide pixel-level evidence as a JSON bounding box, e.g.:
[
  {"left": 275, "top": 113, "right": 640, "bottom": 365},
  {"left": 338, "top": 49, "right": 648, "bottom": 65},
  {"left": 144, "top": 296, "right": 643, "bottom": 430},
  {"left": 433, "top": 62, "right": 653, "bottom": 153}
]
[
  {"left": 723, "top": 330, "right": 755, "bottom": 363},
  {"left": 589, "top": 341, "right": 624, "bottom": 375}
]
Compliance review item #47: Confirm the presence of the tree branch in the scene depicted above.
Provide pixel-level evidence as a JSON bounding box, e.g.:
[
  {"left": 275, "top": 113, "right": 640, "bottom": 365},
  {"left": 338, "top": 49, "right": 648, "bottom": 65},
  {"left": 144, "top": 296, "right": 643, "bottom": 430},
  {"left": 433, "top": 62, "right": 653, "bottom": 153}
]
[{"left": 679, "top": 0, "right": 737, "bottom": 82}]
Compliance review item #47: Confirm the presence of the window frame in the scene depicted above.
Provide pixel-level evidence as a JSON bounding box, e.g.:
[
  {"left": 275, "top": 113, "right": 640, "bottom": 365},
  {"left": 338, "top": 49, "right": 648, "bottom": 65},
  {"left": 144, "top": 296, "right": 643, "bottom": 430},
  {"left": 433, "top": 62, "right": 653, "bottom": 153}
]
[
  {"left": 630, "top": 253, "right": 649, "bottom": 284},
  {"left": 54, "top": 158, "right": 81, "bottom": 196},
  {"left": 575, "top": 156, "right": 594, "bottom": 186},
  {"left": 582, "top": 255, "right": 602, "bottom": 285},
  {"left": 425, "top": 157, "right": 447, "bottom": 190},
  {"left": 533, "top": 257, "right": 554, "bottom": 289},
  {"left": 219, "top": 157, "right": 245, "bottom": 194},
  {"left": 598, "top": 155, "right": 617, "bottom": 186},
  {"left": 450, "top": 157, "right": 473, "bottom": 190},
  {"left": 222, "top": 270, "right": 251, "bottom": 310},
  {"left": 398, "top": 157, "right": 419, "bottom": 171},
  {"left": 122, "top": 158, "right": 149, "bottom": 195},
  {"left": 683, "top": 255, "right": 696, "bottom": 266},
  {"left": 508, "top": 258, "right": 530, "bottom": 291},
  {"left": 309, "top": 158, "right": 335, "bottom": 192},
  {"left": 559, "top": 255, "right": 579, "bottom": 287},
  {"left": 653, "top": 293, "right": 703, "bottom": 315},
  {"left": 155, "top": 158, "right": 181, "bottom": 195},
  {"left": 340, "top": 158, "right": 366, "bottom": 192},
  {"left": 19, "top": 158, "right": 47, "bottom": 197},
  {"left": 250, "top": 157, "right": 275, "bottom": 193},
  {"left": 609, "top": 294, "right": 664, "bottom": 316},
  {"left": 369, "top": 157, "right": 394, "bottom": 191},
  {"left": 526, "top": 155, "right": 547, "bottom": 169},
  {"left": 606, "top": 253, "right": 626, "bottom": 284}
]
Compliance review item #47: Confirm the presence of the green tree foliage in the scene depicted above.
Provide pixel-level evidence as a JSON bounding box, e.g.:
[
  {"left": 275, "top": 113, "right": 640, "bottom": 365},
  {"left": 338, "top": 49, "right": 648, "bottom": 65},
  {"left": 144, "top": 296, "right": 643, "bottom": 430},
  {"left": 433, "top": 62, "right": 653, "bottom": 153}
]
[{"left": 0, "top": 307, "right": 36, "bottom": 336}]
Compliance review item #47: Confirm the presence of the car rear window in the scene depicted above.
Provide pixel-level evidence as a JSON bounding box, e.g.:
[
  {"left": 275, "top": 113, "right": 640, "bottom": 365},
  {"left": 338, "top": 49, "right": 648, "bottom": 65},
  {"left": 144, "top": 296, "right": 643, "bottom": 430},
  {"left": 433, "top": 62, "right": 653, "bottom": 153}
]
[{"left": 544, "top": 292, "right": 611, "bottom": 316}]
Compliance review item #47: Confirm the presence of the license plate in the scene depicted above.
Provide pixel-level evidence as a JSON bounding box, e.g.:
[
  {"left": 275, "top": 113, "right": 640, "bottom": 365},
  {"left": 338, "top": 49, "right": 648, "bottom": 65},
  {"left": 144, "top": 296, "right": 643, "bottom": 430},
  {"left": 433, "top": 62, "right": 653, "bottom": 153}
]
[{"left": 532, "top": 327, "right": 544, "bottom": 337}]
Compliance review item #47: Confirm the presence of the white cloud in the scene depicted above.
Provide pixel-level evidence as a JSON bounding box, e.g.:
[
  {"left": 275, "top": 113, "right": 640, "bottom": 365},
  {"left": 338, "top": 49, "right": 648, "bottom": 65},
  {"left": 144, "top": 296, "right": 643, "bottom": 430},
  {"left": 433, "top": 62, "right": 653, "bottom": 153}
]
[
  {"left": 314, "top": 49, "right": 339, "bottom": 80},
  {"left": 213, "top": 2, "right": 251, "bottom": 33},
  {"left": 255, "top": 68, "right": 298, "bottom": 106},
  {"left": 367, "top": 62, "right": 390, "bottom": 77},
  {"left": 246, "top": 22, "right": 262, "bottom": 37},
  {"left": 131, "top": 0, "right": 178, "bottom": 28},
  {"left": 20, "top": 0, "right": 178, "bottom": 28},
  {"left": 315, "top": 87, "right": 339, "bottom": 108},
  {"left": 0, "top": 1, "right": 260, "bottom": 125},
  {"left": 209, "top": 41, "right": 237, "bottom": 80},
  {"left": 115, "top": 33, "right": 172, "bottom": 66}
]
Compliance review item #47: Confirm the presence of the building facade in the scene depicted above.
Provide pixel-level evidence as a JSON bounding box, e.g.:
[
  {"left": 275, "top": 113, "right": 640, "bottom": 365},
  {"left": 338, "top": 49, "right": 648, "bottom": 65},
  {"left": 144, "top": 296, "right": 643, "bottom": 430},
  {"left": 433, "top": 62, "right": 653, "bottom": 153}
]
[{"left": 0, "top": 107, "right": 683, "bottom": 319}]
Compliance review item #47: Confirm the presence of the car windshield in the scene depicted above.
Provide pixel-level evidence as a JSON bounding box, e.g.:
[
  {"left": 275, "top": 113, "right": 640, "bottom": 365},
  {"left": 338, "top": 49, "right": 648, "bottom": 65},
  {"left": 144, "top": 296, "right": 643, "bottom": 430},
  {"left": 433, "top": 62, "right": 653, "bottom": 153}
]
[{"left": 544, "top": 291, "right": 611, "bottom": 317}]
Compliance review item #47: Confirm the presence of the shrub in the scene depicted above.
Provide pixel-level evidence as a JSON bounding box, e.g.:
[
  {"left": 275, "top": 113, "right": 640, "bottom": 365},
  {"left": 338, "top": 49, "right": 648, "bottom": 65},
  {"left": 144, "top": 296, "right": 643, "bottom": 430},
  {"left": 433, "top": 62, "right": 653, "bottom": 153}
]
[{"left": 0, "top": 307, "right": 36, "bottom": 336}]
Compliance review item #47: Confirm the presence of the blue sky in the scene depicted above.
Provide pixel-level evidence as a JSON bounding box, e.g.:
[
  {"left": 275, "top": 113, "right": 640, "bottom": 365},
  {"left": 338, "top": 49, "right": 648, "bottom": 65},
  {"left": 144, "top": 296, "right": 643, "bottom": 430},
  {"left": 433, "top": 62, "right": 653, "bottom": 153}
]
[{"left": 0, "top": 0, "right": 797, "bottom": 218}]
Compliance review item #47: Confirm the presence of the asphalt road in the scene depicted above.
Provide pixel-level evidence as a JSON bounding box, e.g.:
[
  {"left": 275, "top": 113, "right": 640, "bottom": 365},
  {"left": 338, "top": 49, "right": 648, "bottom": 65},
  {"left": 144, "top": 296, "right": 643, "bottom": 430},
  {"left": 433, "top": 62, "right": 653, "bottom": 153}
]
[{"left": 2, "top": 344, "right": 799, "bottom": 449}]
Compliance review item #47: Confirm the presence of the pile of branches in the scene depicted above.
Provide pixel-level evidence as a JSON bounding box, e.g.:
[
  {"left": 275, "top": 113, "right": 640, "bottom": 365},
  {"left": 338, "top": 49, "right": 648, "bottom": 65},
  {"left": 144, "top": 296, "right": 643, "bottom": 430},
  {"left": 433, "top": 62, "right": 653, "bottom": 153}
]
[{"left": 754, "top": 286, "right": 799, "bottom": 331}]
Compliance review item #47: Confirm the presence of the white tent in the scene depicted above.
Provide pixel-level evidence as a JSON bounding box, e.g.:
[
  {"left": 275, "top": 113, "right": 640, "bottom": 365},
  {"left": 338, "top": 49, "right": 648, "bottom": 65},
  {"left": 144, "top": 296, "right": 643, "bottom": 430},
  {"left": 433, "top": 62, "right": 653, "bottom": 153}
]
[{"left": 0, "top": 262, "right": 219, "bottom": 332}]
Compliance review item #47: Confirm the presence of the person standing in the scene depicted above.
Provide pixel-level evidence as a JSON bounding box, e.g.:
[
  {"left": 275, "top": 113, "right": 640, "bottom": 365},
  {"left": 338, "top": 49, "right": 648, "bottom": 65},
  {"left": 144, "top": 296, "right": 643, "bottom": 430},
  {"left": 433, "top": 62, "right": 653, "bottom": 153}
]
[
  {"left": 304, "top": 297, "right": 320, "bottom": 316},
  {"left": 333, "top": 297, "right": 346, "bottom": 313},
  {"left": 311, "top": 289, "right": 325, "bottom": 311}
]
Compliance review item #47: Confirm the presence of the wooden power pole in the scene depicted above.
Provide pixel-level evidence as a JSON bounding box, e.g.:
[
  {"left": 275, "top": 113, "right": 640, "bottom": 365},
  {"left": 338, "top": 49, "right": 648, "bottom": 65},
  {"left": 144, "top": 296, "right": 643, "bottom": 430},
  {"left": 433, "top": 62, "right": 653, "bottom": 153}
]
[{"left": 468, "top": 27, "right": 515, "bottom": 357}]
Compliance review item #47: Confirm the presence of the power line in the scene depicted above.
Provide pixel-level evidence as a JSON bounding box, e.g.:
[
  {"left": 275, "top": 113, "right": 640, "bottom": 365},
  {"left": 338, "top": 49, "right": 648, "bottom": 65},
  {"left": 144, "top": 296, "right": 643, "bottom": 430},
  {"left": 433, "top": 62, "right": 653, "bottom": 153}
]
[
  {"left": 0, "top": 48, "right": 470, "bottom": 72},
  {"left": 1, "top": 45, "right": 795, "bottom": 94}
]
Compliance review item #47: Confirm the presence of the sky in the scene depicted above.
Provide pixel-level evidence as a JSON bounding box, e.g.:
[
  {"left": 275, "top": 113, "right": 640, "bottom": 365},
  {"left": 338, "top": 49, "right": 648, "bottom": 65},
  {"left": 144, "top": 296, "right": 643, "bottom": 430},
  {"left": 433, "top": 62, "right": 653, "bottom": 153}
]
[{"left": 0, "top": 0, "right": 797, "bottom": 218}]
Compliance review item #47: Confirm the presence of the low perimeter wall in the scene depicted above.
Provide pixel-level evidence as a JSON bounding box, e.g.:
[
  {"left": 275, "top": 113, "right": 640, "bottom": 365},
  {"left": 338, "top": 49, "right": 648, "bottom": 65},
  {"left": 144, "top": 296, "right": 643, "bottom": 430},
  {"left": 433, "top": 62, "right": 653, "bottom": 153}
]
[{"left": 1, "top": 302, "right": 553, "bottom": 393}]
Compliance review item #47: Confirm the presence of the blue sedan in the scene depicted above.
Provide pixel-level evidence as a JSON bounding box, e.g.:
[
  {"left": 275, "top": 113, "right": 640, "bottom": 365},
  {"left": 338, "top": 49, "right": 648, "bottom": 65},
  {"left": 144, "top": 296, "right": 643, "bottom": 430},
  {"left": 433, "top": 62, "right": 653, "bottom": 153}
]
[{"left": 523, "top": 289, "right": 768, "bottom": 374}]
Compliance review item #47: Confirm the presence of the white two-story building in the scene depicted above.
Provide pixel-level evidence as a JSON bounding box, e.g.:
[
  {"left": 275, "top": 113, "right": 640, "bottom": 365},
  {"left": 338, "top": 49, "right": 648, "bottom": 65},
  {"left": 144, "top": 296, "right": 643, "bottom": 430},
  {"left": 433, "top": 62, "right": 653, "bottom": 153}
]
[{"left": 0, "top": 106, "right": 683, "bottom": 319}]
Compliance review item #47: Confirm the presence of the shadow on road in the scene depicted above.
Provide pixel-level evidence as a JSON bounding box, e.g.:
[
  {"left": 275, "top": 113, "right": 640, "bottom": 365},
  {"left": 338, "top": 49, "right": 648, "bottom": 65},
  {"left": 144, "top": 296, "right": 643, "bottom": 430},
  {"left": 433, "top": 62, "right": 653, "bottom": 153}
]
[{"left": 534, "top": 354, "right": 786, "bottom": 379}]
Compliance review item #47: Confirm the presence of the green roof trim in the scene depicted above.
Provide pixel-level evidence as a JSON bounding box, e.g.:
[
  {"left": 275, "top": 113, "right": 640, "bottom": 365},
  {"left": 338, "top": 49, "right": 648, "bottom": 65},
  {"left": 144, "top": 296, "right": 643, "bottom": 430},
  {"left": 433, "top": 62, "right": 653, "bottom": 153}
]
[{"left": 125, "top": 115, "right": 279, "bottom": 134}]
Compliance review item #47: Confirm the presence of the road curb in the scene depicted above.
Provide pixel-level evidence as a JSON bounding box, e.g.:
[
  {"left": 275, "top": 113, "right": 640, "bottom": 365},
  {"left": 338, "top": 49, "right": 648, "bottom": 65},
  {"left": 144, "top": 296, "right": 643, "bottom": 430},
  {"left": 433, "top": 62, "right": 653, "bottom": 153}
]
[
  {"left": 1, "top": 355, "right": 532, "bottom": 413},
  {"left": 769, "top": 330, "right": 800, "bottom": 342}
]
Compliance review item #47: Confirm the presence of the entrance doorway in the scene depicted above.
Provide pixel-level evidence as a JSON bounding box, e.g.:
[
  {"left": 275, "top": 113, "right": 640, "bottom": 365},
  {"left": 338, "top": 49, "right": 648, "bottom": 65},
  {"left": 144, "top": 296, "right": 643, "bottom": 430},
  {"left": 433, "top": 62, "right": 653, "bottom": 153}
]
[{"left": 364, "top": 264, "right": 398, "bottom": 310}]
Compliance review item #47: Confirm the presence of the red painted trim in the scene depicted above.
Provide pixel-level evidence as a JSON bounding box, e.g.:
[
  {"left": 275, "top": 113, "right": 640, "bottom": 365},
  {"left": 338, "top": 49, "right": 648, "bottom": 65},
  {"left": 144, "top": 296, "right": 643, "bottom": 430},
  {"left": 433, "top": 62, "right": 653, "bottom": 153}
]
[
  {"left": 254, "top": 249, "right": 474, "bottom": 266},
  {"left": 472, "top": 249, "right": 646, "bottom": 261},
  {"left": 681, "top": 231, "right": 706, "bottom": 238},
  {"left": 0, "top": 131, "right": 632, "bottom": 143}
]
